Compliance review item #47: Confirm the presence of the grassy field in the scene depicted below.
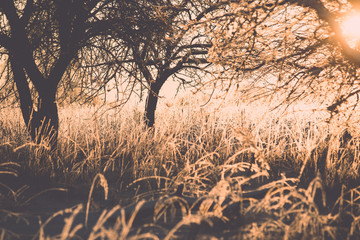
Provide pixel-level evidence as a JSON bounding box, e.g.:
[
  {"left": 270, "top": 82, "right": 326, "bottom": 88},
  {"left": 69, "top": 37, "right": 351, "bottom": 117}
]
[{"left": 1, "top": 96, "right": 360, "bottom": 239}]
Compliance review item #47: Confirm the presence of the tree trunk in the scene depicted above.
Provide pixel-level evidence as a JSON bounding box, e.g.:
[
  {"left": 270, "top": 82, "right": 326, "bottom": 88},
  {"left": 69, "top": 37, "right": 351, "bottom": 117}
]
[
  {"left": 144, "top": 87, "right": 159, "bottom": 128},
  {"left": 30, "top": 93, "right": 59, "bottom": 150},
  {"left": 11, "top": 57, "right": 59, "bottom": 151},
  {"left": 144, "top": 79, "right": 166, "bottom": 128}
]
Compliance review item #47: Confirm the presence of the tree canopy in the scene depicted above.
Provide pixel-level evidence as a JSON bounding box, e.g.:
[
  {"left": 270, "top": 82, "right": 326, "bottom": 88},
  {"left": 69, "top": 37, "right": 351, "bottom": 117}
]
[{"left": 109, "top": 0, "right": 227, "bottom": 127}]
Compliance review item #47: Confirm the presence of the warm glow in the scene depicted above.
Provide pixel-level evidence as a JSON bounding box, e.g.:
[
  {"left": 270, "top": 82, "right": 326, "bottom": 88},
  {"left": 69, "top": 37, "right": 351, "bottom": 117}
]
[{"left": 341, "top": 12, "right": 360, "bottom": 48}]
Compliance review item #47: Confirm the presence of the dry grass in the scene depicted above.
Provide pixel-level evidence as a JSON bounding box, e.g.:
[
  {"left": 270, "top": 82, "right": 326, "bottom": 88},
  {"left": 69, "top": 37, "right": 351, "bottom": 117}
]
[{"left": 0, "top": 96, "right": 360, "bottom": 239}]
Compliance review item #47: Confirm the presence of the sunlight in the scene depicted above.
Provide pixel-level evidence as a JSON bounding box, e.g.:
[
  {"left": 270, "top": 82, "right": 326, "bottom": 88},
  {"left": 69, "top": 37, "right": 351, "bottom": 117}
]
[{"left": 341, "top": 12, "right": 360, "bottom": 48}]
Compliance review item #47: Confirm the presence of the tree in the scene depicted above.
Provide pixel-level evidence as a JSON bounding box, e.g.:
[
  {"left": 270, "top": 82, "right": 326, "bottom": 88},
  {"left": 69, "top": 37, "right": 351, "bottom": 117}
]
[
  {"left": 208, "top": 0, "right": 360, "bottom": 120},
  {"left": 0, "top": 0, "right": 230, "bottom": 150},
  {"left": 111, "top": 0, "right": 228, "bottom": 127},
  {"left": 0, "top": 0, "right": 121, "bottom": 149}
]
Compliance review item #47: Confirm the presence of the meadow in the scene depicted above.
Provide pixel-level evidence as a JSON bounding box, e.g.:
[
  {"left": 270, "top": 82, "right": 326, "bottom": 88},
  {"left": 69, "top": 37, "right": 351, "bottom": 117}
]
[{"left": 1, "top": 95, "right": 360, "bottom": 239}]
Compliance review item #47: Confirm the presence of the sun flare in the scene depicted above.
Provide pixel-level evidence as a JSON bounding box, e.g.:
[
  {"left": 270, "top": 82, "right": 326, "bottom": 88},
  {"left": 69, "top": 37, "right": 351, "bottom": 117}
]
[{"left": 341, "top": 12, "right": 360, "bottom": 48}]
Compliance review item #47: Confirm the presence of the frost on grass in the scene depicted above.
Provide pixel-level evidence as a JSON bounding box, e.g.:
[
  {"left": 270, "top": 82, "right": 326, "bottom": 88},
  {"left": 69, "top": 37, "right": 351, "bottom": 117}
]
[{"left": 0, "top": 101, "right": 360, "bottom": 239}]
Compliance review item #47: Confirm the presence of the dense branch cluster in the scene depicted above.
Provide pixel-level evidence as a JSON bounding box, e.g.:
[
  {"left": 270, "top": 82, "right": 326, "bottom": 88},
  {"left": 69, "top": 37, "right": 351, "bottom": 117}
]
[{"left": 209, "top": 0, "right": 360, "bottom": 118}]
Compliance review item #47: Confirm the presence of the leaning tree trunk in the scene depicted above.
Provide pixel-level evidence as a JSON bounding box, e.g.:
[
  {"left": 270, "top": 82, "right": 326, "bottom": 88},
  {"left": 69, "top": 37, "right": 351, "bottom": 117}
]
[
  {"left": 144, "top": 86, "right": 159, "bottom": 128},
  {"left": 11, "top": 57, "right": 59, "bottom": 151},
  {"left": 144, "top": 79, "right": 166, "bottom": 128}
]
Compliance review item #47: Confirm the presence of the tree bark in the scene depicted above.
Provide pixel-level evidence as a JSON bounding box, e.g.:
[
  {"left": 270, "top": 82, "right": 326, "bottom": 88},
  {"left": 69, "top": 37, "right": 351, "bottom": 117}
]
[
  {"left": 144, "top": 79, "right": 166, "bottom": 128},
  {"left": 10, "top": 57, "right": 59, "bottom": 151},
  {"left": 30, "top": 92, "right": 59, "bottom": 150},
  {"left": 144, "top": 85, "right": 160, "bottom": 128},
  {"left": 10, "top": 56, "right": 33, "bottom": 129}
]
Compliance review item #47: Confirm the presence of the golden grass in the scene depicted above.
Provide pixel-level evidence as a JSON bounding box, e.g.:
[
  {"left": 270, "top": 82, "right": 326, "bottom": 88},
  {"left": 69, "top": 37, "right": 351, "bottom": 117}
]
[{"left": 0, "top": 97, "right": 360, "bottom": 239}]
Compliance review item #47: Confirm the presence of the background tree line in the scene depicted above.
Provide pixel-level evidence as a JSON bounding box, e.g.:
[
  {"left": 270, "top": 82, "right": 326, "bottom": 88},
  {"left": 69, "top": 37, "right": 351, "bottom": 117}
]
[{"left": 0, "top": 0, "right": 359, "bottom": 150}]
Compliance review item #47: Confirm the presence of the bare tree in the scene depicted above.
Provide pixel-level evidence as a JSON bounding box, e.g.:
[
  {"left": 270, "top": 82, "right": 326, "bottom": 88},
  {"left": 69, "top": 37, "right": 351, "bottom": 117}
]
[
  {"left": 0, "top": 0, "right": 125, "bottom": 149},
  {"left": 110, "top": 0, "right": 229, "bottom": 127}
]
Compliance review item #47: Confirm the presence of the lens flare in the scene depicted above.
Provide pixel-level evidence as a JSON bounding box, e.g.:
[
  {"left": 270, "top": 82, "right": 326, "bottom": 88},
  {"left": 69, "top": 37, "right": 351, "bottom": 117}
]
[{"left": 341, "top": 12, "right": 360, "bottom": 48}]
